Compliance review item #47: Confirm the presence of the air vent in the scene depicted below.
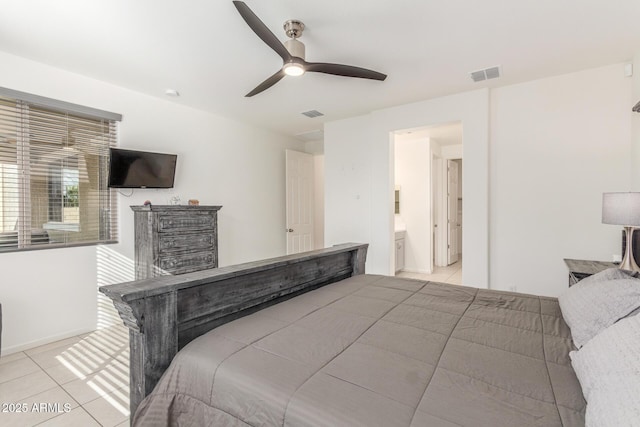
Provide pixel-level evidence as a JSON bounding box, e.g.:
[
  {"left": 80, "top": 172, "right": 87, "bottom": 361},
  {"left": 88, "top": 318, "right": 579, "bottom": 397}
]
[
  {"left": 470, "top": 65, "right": 501, "bottom": 82},
  {"left": 301, "top": 110, "right": 324, "bottom": 118},
  {"left": 484, "top": 66, "right": 500, "bottom": 79},
  {"left": 470, "top": 70, "right": 486, "bottom": 83}
]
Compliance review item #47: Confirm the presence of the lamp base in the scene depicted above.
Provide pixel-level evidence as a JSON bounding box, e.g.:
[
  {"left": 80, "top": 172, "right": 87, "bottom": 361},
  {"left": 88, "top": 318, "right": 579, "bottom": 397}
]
[{"left": 620, "top": 226, "right": 640, "bottom": 272}]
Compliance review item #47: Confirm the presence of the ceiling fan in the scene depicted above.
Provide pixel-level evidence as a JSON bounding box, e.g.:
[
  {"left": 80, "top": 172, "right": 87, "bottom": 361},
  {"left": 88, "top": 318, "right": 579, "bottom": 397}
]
[{"left": 232, "top": 1, "right": 387, "bottom": 97}]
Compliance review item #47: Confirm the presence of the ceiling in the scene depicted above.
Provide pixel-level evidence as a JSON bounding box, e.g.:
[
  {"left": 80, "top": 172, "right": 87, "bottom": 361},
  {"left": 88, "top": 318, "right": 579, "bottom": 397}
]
[
  {"left": 396, "top": 122, "right": 462, "bottom": 147},
  {"left": 1, "top": 1, "right": 639, "bottom": 140}
]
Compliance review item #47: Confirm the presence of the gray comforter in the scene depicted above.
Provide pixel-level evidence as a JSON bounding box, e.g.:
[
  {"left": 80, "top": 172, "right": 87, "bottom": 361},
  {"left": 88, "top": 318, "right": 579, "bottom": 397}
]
[{"left": 134, "top": 275, "right": 585, "bottom": 426}]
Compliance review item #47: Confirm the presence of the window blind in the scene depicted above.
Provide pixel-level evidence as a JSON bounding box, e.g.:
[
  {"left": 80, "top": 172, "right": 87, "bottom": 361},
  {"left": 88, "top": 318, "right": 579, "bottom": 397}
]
[{"left": 0, "top": 90, "right": 120, "bottom": 252}]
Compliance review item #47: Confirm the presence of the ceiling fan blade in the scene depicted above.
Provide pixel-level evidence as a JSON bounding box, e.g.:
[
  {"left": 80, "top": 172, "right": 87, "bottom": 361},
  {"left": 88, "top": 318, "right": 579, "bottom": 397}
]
[
  {"left": 245, "top": 69, "right": 286, "bottom": 97},
  {"left": 233, "top": 1, "right": 292, "bottom": 62},
  {"left": 305, "top": 62, "right": 387, "bottom": 81}
]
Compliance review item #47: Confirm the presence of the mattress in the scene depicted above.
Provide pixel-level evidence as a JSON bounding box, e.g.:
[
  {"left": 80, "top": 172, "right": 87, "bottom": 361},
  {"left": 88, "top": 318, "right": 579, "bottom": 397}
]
[{"left": 133, "top": 274, "right": 585, "bottom": 426}]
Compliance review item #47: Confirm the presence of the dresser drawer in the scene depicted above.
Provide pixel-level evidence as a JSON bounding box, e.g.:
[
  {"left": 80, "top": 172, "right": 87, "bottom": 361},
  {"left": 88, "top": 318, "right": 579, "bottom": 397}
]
[
  {"left": 159, "top": 232, "right": 214, "bottom": 253},
  {"left": 158, "top": 251, "right": 216, "bottom": 275},
  {"left": 157, "top": 213, "right": 214, "bottom": 233},
  {"left": 132, "top": 205, "right": 221, "bottom": 280}
]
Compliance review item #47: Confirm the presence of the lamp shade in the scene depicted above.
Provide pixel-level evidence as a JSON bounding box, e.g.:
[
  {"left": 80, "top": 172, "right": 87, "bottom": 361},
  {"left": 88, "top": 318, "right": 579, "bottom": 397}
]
[{"left": 602, "top": 192, "right": 640, "bottom": 226}]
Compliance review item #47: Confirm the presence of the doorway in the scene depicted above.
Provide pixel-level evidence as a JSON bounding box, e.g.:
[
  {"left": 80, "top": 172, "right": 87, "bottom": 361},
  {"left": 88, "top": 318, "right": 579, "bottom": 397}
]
[
  {"left": 393, "top": 122, "right": 463, "bottom": 284},
  {"left": 285, "top": 149, "right": 314, "bottom": 254}
]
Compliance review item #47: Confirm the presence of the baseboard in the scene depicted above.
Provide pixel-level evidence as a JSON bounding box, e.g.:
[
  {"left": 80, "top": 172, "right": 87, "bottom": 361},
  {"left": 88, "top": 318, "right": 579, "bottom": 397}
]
[
  {"left": 400, "top": 268, "right": 433, "bottom": 275},
  {"left": 1, "top": 327, "right": 95, "bottom": 356}
]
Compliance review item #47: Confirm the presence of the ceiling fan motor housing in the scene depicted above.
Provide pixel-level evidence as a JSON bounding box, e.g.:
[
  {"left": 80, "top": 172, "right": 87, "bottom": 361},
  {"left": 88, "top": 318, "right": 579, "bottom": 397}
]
[
  {"left": 283, "top": 20, "right": 304, "bottom": 38},
  {"left": 284, "top": 38, "right": 305, "bottom": 60}
]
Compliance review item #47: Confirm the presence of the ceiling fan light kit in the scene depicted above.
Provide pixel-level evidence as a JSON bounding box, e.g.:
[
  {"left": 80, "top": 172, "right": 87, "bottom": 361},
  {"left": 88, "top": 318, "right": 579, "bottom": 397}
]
[
  {"left": 283, "top": 62, "right": 305, "bottom": 76},
  {"left": 232, "top": 1, "right": 387, "bottom": 97}
]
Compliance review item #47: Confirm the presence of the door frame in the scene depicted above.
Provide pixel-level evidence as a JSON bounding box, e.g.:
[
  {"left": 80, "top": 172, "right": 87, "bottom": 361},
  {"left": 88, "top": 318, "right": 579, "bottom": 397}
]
[{"left": 447, "top": 159, "right": 459, "bottom": 265}]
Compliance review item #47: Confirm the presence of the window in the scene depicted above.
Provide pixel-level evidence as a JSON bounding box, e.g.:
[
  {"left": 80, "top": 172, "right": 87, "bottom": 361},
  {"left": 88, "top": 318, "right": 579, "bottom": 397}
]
[{"left": 0, "top": 88, "right": 121, "bottom": 252}]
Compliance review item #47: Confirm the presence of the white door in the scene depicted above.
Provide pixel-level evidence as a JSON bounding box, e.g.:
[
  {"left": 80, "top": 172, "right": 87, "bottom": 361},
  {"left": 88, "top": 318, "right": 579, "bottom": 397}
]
[
  {"left": 286, "top": 150, "right": 314, "bottom": 254},
  {"left": 447, "top": 160, "right": 459, "bottom": 264}
]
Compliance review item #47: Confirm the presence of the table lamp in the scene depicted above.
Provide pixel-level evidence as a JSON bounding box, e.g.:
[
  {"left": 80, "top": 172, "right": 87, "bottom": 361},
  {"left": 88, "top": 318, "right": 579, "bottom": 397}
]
[{"left": 602, "top": 192, "right": 640, "bottom": 272}]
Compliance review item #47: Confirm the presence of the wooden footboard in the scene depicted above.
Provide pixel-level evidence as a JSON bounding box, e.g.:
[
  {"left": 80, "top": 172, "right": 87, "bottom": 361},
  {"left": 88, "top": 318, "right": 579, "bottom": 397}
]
[{"left": 99, "top": 243, "right": 368, "bottom": 420}]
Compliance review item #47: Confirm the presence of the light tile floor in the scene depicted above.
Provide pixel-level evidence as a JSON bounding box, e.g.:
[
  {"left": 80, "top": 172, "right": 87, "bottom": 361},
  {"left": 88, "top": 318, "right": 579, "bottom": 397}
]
[
  {"left": 0, "top": 324, "right": 130, "bottom": 427},
  {"left": 396, "top": 258, "right": 463, "bottom": 285}
]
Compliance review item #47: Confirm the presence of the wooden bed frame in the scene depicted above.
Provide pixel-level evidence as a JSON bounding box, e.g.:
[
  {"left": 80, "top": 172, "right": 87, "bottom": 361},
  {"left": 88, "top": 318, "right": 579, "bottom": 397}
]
[{"left": 99, "top": 243, "right": 368, "bottom": 419}]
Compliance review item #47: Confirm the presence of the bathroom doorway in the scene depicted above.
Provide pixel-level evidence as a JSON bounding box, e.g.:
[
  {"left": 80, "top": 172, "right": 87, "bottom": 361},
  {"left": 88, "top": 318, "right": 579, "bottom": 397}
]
[{"left": 393, "top": 122, "right": 463, "bottom": 284}]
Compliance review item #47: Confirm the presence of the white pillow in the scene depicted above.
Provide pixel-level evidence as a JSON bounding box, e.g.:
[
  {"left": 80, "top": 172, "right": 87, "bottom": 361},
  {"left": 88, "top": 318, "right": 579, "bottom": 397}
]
[
  {"left": 558, "top": 268, "right": 640, "bottom": 348},
  {"left": 570, "top": 315, "right": 640, "bottom": 427}
]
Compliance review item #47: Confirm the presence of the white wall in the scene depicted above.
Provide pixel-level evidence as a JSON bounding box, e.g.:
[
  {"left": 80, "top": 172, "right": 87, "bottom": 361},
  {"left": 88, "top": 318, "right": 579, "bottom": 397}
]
[
  {"left": 490, "top": 63, "right": 632, "bottom": 296},
  {"left": 303, "top": 140, "right": 325, "bottom": 249},
  {"left": 325, "top": 90, "right": 490, "bottom": 286},
  {"left": 313, "top": 155, "right": 325, "bottom": 249},
  {"left": 0, "top": 51, "right": 301, "bottom": 354},
  {"left": 395, "top": 136, "right": 431, "bottom": 273},
  {"left": 325, "top": 64, "right": 633, "bottom": 297},
  {"left": 441, "top": 144, "right": 463, "bottom": 159},
  {"left": 325, "top": 115, "right": 374, "bottom": 253},
  {"left": 632, "top": 52, "right": 640, "bottom": 189}
]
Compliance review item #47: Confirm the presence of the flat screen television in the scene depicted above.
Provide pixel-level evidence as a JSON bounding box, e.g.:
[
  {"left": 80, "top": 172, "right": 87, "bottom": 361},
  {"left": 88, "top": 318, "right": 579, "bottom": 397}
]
[{"left": 108, "top": 148, "right": 177, "bottom": 189}]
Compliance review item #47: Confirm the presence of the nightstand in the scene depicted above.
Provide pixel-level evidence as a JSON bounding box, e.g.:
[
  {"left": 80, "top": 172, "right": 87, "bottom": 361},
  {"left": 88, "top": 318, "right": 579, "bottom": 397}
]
[{"left": 563, "top": 259, "right": 617, "bottom": 286}]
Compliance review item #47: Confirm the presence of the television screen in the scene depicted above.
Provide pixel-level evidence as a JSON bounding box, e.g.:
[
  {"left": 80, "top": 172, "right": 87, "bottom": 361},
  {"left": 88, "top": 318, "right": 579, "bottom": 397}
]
[{"left": 108, "top": 148, "right": 177, "bottom": 188}]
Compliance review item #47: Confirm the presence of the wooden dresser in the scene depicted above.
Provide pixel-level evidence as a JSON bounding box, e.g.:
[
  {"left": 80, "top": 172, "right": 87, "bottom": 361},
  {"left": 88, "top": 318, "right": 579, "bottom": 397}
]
[{"left": 131, "top": 205, "right": 222, "bottom": 280}]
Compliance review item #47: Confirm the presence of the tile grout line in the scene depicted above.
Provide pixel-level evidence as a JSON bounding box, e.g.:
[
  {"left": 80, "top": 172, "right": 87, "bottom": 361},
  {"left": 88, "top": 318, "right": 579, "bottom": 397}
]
[
  {"left": 0, "top": 353, "right": 59, "bottom": 398},
  {"left": 25, "top": 342, "right": 86, "bottom": 419},
  {"left": 5, "top": 326, "right": 132, "bottom": 427},
  {"left": 33, "top": 406, "right": 102, "bottom": 427},
  {"left": 35, "top": 343, "right": 108, "bottom": 426},
  {"left": 22, "top": 331, "right": 122, "bottom": 427},
  {"left": 0, "top": 356, "right": 43, "bottom": 386}
]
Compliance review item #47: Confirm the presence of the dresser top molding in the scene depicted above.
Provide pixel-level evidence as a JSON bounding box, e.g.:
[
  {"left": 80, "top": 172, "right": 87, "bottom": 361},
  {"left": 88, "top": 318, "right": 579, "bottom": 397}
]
[{"left": 130, "top": 205, "right": 222, "bottom": 212}]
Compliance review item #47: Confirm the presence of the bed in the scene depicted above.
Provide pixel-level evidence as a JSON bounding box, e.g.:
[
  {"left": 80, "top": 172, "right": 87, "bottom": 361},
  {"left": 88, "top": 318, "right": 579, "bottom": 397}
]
[{"left": 100, "top": 243, "right": 600, "bottom": 426}]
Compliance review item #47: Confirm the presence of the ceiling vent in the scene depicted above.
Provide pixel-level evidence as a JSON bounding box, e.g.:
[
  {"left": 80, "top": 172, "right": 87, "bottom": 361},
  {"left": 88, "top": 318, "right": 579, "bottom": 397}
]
[
  {"left": 301, "top": 110, "right": 324, "bottom": 118},
  {"left": 470, "top": 66, "right": 501, "bottom": 82}
]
